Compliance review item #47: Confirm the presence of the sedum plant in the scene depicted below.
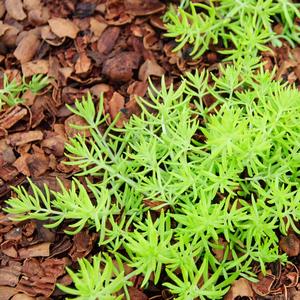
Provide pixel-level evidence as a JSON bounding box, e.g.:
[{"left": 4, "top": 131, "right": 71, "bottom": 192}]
[
  {"left": 0, "top": 74, "right": 49, "bottom": 111},
  {"left": 57, "top": 253, "right": 130, "bottom": 300},
  {"left": 163, "top": 0, "right": 300, "bottom": 60},
  {"left": 5, "top": 57, "right": 300, "bottom": 299},
  {"left": 124, "top": 211, "right": 174, "bottom": 287}
]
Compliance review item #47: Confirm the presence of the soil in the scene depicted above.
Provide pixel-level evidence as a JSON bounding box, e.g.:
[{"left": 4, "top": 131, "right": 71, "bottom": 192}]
[{"left": 0, "top": 0, "right": 300, "bottom": 299}]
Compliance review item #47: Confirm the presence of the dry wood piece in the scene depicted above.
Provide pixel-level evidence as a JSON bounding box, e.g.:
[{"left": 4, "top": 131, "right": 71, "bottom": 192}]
[
  {"left": 128, "top": 287, "right": 148, "bottom": 300},
  {"left": 41, "top": 132, "right": 66, "bottom": 157},
  {"left": 14, "top": 33, "right": 40, "bottom": 63},
  {"left": 0, "top": 286, "right": 18, "bottom": 300},
  {"left": 21, "top": 59, "right": 49, "bottom": 77},
  {"left": 13, "top": 153, "right": 31, "bottom": 176},
  {"left": 279, "top": 234, "right": 300, "bottom": 257},
  {"left": 108, "top": 91, "right": 125, "bottom": 127},
  {"left": 1, "top": 240, "right": 18, "bottom": 258},
  {"left": 224, "top": 278, "right": 254, "bottom": 300},
  {"left": 28, "top": 6, "right": 50, "bottom": 26},
  {"left": 0, "top": 166, "right": 18, "bottom": 181},
  {"left": 97, "top": 26, "right": 120, "bottom": 54},
  {"left": 90, "top": 17, "right": 107, "bottom": 37},
  {"left": 0, "top": 106, "right": 28, "bottom": 129},
  {"left": 11, "top": 294, "right": 36, "bottom": 300},
  {"left": 102, "top": 51, "right": 141, "bottom": 82},
  {"left": 138, "top": 59, "right": 165, "bottom": 81},
  {"left": 0, "top": 262, "right": 22, "bottom": 286},
  {"left": 69, "top": 231, "right": 97, "bottom": 261},
  {"left": 16, "top": 258, "right": 66, "bottom": 297},
  {"left": 75, "top": 52, "right": 91, "bottom": 74},
  {"left": 0, "top": 1, "right": 5, "bottom": 19},
  {"left": 26, "top": 150, "right": 49, "bottom": 177},
  {"left": 5, "top": 0, "right": 26, "bottom": 20},
  {"left": 8, "top": 131, "right": 43, "bottom": 146},
  {"left": 251, "top": 274, "right": 276, "bottom": 297},
  {"left": 128, "top": 1, "right": 165, "bottom": 16},
  {"left": 48, "top": 18, "right": 79, "bottom": 39},
  {"left": 0, "top": 140, "right": 16, "bottom": 165},
  {"left": 19, "top": 242, "right": 51, "bottom": 258}
]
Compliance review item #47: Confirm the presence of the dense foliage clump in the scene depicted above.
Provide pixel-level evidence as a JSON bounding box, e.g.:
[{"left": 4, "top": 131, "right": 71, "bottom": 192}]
[
  {"left": 164, "top": 0, "right": 300, "bottom": 60},
  {"left": 6, "top": 58, "right": 300, "bottom": 299}
]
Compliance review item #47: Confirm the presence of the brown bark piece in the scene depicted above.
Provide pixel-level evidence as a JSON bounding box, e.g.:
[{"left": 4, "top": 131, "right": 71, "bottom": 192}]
[
  {"left": 19, "top": 242, "right": 51, "bottom": 258},
  {"left": 13, "top": 153, "right": 31, "bottom": 176},
  {"left": 128, "top": 287, "right": 148, "bottom": 300},
  {"left": 127, "top": 81, "right": 148, "bottom": 97},
  {"left": 5, "top": 0, "right": 26, "bottom": 20},
  {"left": 8, "top": 131, "right": 43, "bottom": 146},
  {"left": 251, "top": 274, "right": 275, "bottom": 296},
  {"left": 4, "top": 226, "right": 22, "bottom": 242},
  {"left": 32, "top": 176, "right": 71, "bottom": 193},
  {"left": 1, "top": 240, "right": 18, "bottom": 258},
  {"left": 138, "top": 59, "right": 165, "bottom": 81},
  {"left": 28, "top": 6, "right": 50, "bottom": 26},
  {"left": 23, "top": 0, "right": 41, "bottom": 11},
  {"left": 90, "top": 17, "right": 107, "bottom": 37},
  {"left": 11, "top": 294, "right": 36, "bottom": 300},
  {"left": 22, "top": 59, "right": 49, "bottom": 77},
  {"left": 41, "top": 25, "right": 65, "bottom": 46},
  {"left": 50, "top": 236, "right": 72, "bottom": 257},
  {"left": 0, "top": 1, "right": 5, "bottom": 19},
  {"left": 74, "top": 2, "right": 96, "bottom": 18},
  {"left": 0, "top": 23, "right": 19, "bottom": 47},
  {"left": 0, "top": 263, "right": 22, "bottom": 286},
  {"left": 17, "top": 258, "right": 66, "bottom": 297},
  {"left": 0, "top": 165, "right": 18, "bottom": 181},
  {"left": 0, "top": 140, "right": 16, "bottom": 165},
  {"left": 14, "top": 33, "right": 40, "bottom": 63},
  {"left": 108, "top": 92, "right": 125, "bottom": 122},
  {"left": 224, "top": 278, "right": 254, "bottom": 299},
  {"left": 22, "top": 222, "right": 36, "bottom": 237},
  {"left": 69, "top": 231, "right": 96, "bottom": 261},
  {"left": 75, "top": 52, "right": 91, "bottom": 74},
  {"left": 97, "top": 26, "right": 120, "bottom": 54},
  {"left": 41, "top": 132, "right": 66, "bottom": 157},
  {"left": 279, "top": 234, "right": 300, "bottom": 257},
  {"left": 124, "top": 0, "right": 165, "bottom": 16},
  {"left": 26, "top": 151, "right": 49, "bottom": 177},
  {"left": 0, "top": 286, "right": 18, "bottom": 300},
  {"left": 0, "top": 106, "right": 28, "bottom": 129},
  {"left": 102, "top": 51, "right": 141, "bottom": 82},
  {"left": 0, "top": 21, "right": 10, "bottom": 36},
  {"left": 48, "top": 18, "right": 79, "bottom": 39}
]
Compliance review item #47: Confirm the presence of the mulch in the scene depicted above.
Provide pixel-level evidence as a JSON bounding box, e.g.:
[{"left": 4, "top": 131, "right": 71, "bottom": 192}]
[{"left": 1, "top": 0, "right": 300, "bottom": 299}]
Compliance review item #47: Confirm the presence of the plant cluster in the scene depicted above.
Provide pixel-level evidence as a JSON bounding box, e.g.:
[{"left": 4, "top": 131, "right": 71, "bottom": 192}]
[
  {"left": 0, "top": 74, "right": 49, "bottom": 111},
  {"left": 57, "top": 254, "right": 130, "bottom": 300},
  {"left": 5, "top": 57, "right": 300, "bottom": 299},
  {"left": 163, "top": 0, "right": 300, "bottom": 60}
]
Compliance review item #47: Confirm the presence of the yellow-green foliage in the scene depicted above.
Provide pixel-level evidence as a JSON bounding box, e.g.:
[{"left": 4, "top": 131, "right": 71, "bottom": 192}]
[
  {"left": 163, "top": 0, "right": 300, "bottom": 60},
  {"left": 6, "top": 58, "right": 300, "bottom": 299}
]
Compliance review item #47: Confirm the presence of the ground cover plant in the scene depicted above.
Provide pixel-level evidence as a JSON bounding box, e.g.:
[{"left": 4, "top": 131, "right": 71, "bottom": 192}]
[
  {"left": 164, "top": 0, "right": 300, "bottom": 60},
  {"left": 5, "top": 56, "right": 300, "bottom": 298},
  {"left": 0, "top": 74, "right": 49, "bottom": 111}
]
